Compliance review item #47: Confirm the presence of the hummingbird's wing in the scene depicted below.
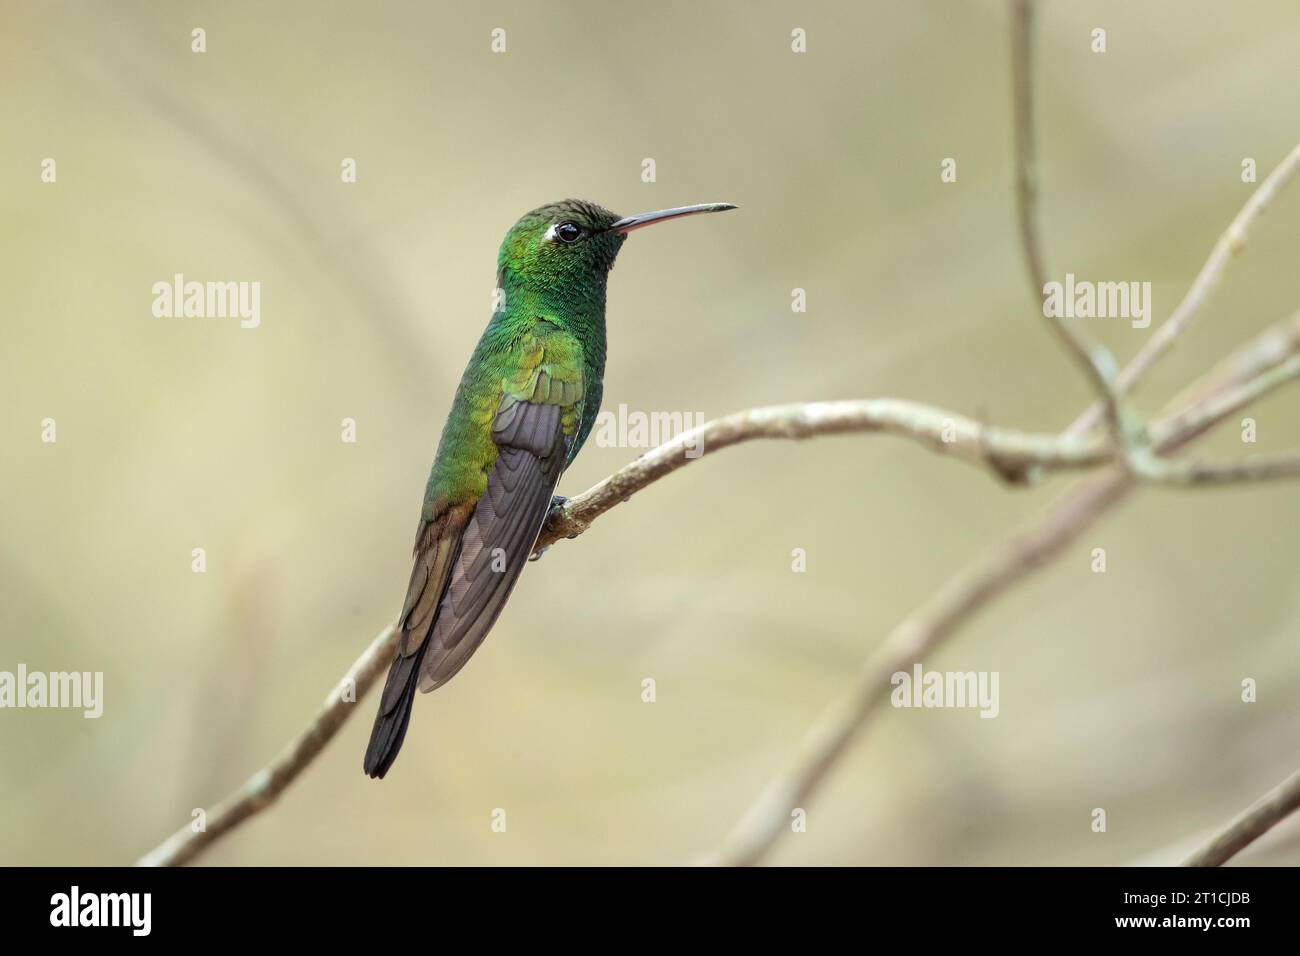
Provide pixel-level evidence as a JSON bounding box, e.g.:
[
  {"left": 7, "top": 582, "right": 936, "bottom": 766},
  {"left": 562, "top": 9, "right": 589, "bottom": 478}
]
[
  {"left": 414, "top": 392, "right": 573, "bottom": 691},
  {"left": 364, "top": 328, "right": 584, "bottom": 778}
]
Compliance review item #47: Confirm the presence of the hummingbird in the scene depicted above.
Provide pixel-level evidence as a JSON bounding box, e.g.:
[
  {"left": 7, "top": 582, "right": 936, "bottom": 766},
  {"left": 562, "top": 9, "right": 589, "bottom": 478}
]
[{"left": 364, "top": 198, "right": 736, "bottom": 778}]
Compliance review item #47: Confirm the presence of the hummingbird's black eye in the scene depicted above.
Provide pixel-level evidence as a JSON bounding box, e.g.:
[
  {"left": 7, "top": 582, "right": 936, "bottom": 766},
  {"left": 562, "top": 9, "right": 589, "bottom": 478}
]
[{"left": 555, "top": 221, "right": 582, "bottom": 244}]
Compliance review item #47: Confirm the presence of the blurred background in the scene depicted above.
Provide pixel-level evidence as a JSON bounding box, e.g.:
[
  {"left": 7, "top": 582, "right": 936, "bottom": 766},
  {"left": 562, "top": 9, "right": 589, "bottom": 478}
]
[{"left": 3, "top": 0, "right": 1299, "bottom": 865}]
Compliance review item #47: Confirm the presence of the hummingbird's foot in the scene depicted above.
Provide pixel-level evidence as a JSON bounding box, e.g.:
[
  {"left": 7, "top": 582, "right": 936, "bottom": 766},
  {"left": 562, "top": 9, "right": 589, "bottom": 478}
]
[{"left": 530, "top": 496, "right": 574, "bottom": 562}]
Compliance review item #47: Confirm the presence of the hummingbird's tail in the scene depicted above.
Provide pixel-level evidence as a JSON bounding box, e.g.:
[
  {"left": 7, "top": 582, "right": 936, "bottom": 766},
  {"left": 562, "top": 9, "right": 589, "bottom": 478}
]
[{"left": 363, "top": 637, "right": 430, "bottom": 779}]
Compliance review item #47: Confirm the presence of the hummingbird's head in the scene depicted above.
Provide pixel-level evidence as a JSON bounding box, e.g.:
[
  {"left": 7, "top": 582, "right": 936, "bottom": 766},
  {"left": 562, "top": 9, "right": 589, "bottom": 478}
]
[
  {"left": 498, "top": 199, "right": 625, "bottom": 292},
  {"left": 497, "top": 198, "right": 737, "bottom": 299}
]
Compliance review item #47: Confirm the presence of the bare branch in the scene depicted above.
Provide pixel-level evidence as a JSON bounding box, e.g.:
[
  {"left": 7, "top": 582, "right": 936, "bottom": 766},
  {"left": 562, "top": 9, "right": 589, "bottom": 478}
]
[
  {"left": 1130, "top": 450, "right": 1300, "bottom": 486},
  {"left": 1164, "top": 308, "right": 1300, "bottom": 421},
  {"left": 537, "top": 399, "right": 1111, "bottom": 551},
  {"left": 1067, "top": 142, "right": 1300, "bottom": 438},
  {"left": 137, "top": 624, "right": 399, "bottom": 867},
  {"left": 1183, "top": 766, "right": 1300, "bottom": 867},
  {"left": 1011, "top": 0, "right": 1138, "bottom": 452},
  {"left": 1155, "top": 349, "right": 1300, "bottom": 447},
  {"left": 1011, "top": 0, "right": 1047, "bottom": 297},
  {"left": 699, "top": 466, "right": 1132, "bottom": 866}
]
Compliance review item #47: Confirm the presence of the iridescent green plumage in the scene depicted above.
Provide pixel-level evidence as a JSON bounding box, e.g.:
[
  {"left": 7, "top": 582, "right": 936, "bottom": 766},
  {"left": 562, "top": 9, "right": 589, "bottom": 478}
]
[
  {"left": 364, "top": 198, "right": 735, "bottom": 778},
  {"left": 421, "top": 200, "right": 620, "bottom": 514}
]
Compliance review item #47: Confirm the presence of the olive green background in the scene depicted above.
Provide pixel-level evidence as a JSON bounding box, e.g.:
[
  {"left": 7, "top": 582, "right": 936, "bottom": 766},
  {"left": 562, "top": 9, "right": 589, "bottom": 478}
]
[{"left": 3, "top": 0, "right": 1299, "bottom": 865}]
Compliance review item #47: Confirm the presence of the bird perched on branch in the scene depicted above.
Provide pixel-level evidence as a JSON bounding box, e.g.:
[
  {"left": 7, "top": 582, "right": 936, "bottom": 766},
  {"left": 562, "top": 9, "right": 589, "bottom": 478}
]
[{"left": 364, "top": 198, "right": 736, "bottom": 777}]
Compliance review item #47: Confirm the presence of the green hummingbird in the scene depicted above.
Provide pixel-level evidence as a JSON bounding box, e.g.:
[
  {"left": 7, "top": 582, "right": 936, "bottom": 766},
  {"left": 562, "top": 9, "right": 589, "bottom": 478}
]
[{"left": 364, "top": 198, "right": 736, "bottom": 778}]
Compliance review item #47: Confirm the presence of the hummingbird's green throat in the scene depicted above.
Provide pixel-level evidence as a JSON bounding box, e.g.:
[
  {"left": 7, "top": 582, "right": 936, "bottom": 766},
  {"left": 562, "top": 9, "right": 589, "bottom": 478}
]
[{"left": 364, "top": 198, "right": 736, "bottom": 778}]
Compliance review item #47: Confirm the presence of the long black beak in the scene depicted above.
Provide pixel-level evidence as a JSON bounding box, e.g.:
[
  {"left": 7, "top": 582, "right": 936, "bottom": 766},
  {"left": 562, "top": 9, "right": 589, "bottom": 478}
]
[{"left": 610, "top": 202, "right": 737, "bottom": 235}]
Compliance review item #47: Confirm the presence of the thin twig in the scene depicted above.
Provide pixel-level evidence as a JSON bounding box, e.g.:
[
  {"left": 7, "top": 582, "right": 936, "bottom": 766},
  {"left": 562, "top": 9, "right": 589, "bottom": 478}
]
[
  {"left": 537, "top": 399, "right": 1111, "bottom": 550},
  {"left": 699, "top": 466, "right": 1132, "bottom": 866},
  {"left": 1155, "top": 348, "right": 1300, "bottom": 446},
  {"left": 1164, "top": 309, "right": 1300, "bottom": 415},
  {"left": 1134, "top": 322, "right": 1300, "bottom": 483},
  {"left": 1130, "top": 451, "right": 1300, "bottom": 486},
  {"left": 1066, "top": 142, "right": 1300, "bottom": 438},
  {"left": 138, "top": 625, "right": 399, "bottom": 867},
  {"left": 1011, "top": 0, "right": 1135, "bottom": 450},
  {"left": 1183, "top": 766, "right": 1300, "bottom": 866},
  {"left": 1011, "top": 0, "right": 1047, "bottom": 298}
]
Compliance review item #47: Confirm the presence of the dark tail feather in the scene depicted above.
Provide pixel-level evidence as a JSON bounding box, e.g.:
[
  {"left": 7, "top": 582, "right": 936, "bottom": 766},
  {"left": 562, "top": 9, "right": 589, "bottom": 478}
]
[{"left": 363, "top": 640, "right": 428, "bottom": 779}]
